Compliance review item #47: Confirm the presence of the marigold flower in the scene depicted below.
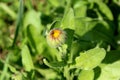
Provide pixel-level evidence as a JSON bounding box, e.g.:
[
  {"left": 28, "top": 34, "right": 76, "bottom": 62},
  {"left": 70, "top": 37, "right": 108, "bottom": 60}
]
[{"left": 46, "top": 28, "right": 66, "bottom": 48}]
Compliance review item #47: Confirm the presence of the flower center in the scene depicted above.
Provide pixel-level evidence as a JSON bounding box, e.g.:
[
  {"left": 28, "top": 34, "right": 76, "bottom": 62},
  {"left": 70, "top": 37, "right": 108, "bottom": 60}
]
[{"left": 51, "top": 29, "right": 61, "bottom": 38}]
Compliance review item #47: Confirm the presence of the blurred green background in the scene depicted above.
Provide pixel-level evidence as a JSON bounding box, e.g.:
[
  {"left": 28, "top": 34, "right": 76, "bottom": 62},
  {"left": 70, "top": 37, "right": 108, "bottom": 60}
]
[{"left": 0, "top": 0, "right": 120, "bottom": 80}]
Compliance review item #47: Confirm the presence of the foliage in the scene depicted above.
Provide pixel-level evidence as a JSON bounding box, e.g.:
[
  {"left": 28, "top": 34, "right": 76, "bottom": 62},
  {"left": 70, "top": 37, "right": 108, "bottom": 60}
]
[{"left": 0, "top": 0, "right": 120, "bottom": 80}]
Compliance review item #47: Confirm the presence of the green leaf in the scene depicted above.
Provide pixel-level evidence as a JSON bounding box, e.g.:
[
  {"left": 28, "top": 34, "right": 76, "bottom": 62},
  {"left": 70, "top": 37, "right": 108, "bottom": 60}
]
[
  {"left": 74, "top": 1, "right": 87, "bottom": 17},
  {"left": 76, "top": 19, "right": 116, "bottom": 48},
  {"left": 36, "top": 68, "right": 59, "bottom": 79},
  {"left": 60, "top": 8, "right": 75, "bottom": 30},
  {"left": 43, "top": 58, "right": 66, "bottom": 68},
  {"left": 21, "top": 45, "right": 34, "bottom": 71},
  {"left": 75, "top": 18, "right": 97, "bottom": 36},
  {"left": 24, "top": 10, "right": 41, "bottom": 31},
  {"left": 96, "top": 2, "right": 113, "bottom": 20},
  {"left": 26, "top": 25, "right": 45, "bottom": 54},
  {"left": 75, "top": 47, "right": 106, "bottom": 70},
  {"left": 93, "top": 21, "right": 114, "bottom": 37},
  {"left": 98, "top": 61, "right": 120, "bottom": 80},
  {"left": 48, "top": 0, "right": 60, "bottom": 7},
  {"left": 78, "top": 70, "right": 94, "bottom": 80},
  {"left": 8, "top": 65, "right": 17, "bottom": 73},
  {"left": 69, "top": 40, "right": 95, "bottom": 63}
]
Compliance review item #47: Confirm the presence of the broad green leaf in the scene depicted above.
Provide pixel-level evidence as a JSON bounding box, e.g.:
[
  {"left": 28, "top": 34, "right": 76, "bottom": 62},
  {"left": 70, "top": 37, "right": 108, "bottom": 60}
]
[
  {"left": 24, "top": 10, "right": 41, "bottom": 31},
  {"left": 48, "top": 0, "right": 60, "bottom": 7},
  {"left": 93, "top": 21, "right": 114, "bottom": 37},
  {"left": 75, "top": 18, "right": 97, "bottom": 36},
  {"left": 96, "top": 2, "right": 113, "bottom": 20},
  {"left": 76, "top": 19, "right": 116, "bottom": 48},
  {"left": 98, "top": 61, "right": 120, "bottom": 80},
  {"left": 36, "top": 68, "right": 59, "bottom": 79},
  {"left": 60, "top": 8, "right": 75, "bottom": 30},
  {"left": 21, "top": 45, "right": 34, "bottom": 71},
  {"left": 75, "top": 47, "right": 106, "bottom": 70},
  {"left": 88, "top": 22, "right": 114, "bottom": 41},
  {"left": 74, "top": 5, "right": 87, "bottom": 18},
  {"left": 26, "top": 25, "right": 45, "bottom": 54},
  {"left": 75, "top": 17, "right": 114, "bottom": 38},
  {"left": 78, "top": 70, "right": 94, "bottom": 80},
  {"left": 74, "top": 1, "right": 87, "bottom": 17}
]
